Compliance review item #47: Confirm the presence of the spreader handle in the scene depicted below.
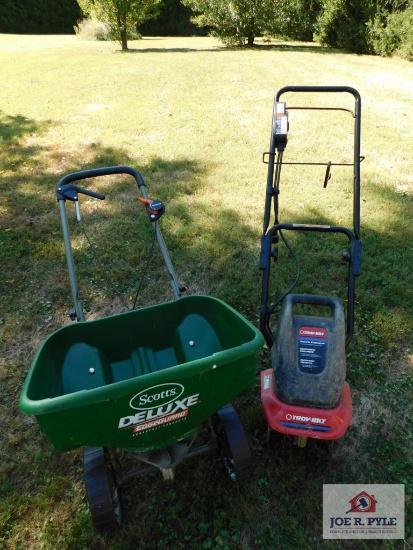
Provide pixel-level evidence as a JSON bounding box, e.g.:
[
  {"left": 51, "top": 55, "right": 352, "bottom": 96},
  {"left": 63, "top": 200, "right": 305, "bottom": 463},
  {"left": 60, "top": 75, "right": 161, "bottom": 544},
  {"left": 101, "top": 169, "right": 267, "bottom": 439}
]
[
  {"left": 56, "top": 165, "right": 146, "bottom": 190},
  {"left": 56, "top": 165, "right": 182, "bottom": 321}
]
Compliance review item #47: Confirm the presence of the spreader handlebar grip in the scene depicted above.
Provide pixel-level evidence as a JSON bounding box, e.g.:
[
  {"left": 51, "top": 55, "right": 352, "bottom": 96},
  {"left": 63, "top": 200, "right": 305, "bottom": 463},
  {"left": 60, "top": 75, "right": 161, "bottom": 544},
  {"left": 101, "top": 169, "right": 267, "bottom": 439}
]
[{"left": 56, "top": 166, "right": 147, "bottom": 201}]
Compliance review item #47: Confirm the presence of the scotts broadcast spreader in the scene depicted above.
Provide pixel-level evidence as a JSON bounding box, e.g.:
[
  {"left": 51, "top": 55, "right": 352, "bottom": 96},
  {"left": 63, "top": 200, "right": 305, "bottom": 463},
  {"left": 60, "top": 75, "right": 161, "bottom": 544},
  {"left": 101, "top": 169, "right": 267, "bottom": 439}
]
[
  {"left": 259, "top": 86, "right": 363, "bottom": 447},
  {"left": 19, "top": 166, "right": 264, "bottom": 532}
]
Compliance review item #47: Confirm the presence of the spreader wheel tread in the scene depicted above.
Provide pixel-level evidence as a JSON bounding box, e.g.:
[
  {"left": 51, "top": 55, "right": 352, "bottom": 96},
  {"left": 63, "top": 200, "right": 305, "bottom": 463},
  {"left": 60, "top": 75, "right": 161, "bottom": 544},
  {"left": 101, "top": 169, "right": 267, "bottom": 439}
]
[
  {"left": 83, "top": 446, "right": 121, "bottom": 532},
  {"left": 214, "top": 404, "right": 253, "bottom": 482}
]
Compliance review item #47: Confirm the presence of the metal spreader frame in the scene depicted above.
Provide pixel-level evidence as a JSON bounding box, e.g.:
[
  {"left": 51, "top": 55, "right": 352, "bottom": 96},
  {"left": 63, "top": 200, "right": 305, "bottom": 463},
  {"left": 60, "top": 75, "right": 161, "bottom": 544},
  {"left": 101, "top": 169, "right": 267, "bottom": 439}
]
[{"left": 56, "top": 166, "right": 183, "bottom": 322}]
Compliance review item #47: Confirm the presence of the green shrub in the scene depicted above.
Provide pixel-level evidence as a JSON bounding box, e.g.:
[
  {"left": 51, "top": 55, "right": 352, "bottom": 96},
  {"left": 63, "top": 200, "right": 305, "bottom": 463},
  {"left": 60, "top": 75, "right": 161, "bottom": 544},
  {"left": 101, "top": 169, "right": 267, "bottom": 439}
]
[
  {"left": 182, "top": 0, "right": 278, "bottom": 46},
  {"left": 368, "top": 6, "right": 413, "bottom": 60},
  {"left": 269, "top": 0, "right": 322, "bottom": 42},
  {"left": 314, "top": 0, "right": 375, "bottom": 54}
]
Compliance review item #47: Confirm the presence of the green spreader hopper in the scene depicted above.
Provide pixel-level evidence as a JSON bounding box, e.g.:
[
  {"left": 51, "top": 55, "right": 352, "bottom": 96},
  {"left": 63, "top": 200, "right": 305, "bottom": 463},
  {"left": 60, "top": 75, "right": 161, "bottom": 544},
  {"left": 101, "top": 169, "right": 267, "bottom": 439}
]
[{"left": 20, "top": 295, "right": 263, "bottom": 453}]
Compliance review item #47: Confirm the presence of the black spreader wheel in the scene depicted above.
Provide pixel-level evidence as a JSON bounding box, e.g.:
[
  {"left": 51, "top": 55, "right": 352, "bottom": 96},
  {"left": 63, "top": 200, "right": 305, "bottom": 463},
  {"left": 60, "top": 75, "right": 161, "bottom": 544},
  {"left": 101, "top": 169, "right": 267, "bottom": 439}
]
[
  {"left": 214, "top": 404, "right": 253, "bottom": 482},
  {"left": 83, "top": 447, "right": 121, "bottom": 532}
]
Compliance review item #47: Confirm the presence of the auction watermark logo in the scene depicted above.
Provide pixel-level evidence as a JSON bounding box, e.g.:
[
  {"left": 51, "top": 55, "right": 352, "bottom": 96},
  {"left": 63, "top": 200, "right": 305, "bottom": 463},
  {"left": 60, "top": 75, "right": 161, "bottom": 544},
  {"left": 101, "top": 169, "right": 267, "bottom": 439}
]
[{"left": 323, "top": 484, "right": 404, "bottom": 539}]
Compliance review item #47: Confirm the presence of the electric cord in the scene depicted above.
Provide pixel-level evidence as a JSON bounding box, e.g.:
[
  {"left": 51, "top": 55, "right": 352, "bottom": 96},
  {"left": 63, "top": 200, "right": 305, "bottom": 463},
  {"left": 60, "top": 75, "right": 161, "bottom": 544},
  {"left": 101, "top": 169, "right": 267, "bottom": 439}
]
[
  {"left": 267, "top": 150, "right": 300, "bottom": 312},
  {"left": 268, "top": 229, "right": 301, "bottom": 314}
]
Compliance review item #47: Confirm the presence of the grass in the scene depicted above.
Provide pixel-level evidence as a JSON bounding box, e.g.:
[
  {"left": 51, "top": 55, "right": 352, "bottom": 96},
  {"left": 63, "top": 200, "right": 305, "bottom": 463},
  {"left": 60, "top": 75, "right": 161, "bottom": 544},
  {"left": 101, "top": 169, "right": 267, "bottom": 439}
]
[{"left": 0, "top": 34, "right": 412, "bottom": 549}]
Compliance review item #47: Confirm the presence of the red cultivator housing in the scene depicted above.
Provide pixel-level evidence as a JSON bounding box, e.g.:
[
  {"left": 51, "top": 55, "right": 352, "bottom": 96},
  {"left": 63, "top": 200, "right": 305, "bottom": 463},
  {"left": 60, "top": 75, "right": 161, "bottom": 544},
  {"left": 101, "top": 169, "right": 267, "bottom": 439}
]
[{"left": 261, "top": 372, "right": 353, "bottom": 440}]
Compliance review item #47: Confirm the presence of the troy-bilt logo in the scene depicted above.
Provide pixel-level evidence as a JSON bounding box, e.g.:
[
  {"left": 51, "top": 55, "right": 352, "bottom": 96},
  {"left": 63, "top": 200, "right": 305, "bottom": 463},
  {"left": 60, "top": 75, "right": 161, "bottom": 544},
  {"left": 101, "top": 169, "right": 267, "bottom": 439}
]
[
  {"left": 119, "top": 383, "right": 200, "bottom": 434},
  {"left": 299, "top": 327, "right": 327, "bottom": 339},
  {"left": 285, "top": 413, "right": 327, "bottom": 425}
]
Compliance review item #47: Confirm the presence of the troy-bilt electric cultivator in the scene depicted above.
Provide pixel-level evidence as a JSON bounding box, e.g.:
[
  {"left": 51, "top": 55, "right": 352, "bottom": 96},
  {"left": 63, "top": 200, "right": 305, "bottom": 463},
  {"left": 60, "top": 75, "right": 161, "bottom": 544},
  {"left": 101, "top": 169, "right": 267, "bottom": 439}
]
[{"left": 260, "top": 86, "right": 362, "bottom": 447}]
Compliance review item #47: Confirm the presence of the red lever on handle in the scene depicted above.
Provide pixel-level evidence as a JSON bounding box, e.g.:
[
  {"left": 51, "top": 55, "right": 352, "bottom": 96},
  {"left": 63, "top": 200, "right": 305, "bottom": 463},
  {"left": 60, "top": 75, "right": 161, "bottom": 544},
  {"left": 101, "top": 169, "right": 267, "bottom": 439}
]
[{"left": 137, "top": 197, "right": 164, "bottom": 217}]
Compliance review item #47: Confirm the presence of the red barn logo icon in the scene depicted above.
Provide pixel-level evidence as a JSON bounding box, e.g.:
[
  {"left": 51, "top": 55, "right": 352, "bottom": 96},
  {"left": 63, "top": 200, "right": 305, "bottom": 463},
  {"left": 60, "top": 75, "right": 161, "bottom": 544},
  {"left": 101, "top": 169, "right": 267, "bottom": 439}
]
[{"left": 347, "top": 491, "right": 378, "bottom": 513}]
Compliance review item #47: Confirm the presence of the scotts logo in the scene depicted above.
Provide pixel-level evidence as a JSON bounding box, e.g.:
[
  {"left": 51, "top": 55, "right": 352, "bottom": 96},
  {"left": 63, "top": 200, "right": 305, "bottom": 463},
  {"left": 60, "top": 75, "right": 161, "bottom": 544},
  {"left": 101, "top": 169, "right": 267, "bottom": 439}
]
[
  {"left": 119, "top": 383, "right": 200, "bottom": 434},
  {"left": 129, "top": 383, "right": 184, "bottom": 410}
]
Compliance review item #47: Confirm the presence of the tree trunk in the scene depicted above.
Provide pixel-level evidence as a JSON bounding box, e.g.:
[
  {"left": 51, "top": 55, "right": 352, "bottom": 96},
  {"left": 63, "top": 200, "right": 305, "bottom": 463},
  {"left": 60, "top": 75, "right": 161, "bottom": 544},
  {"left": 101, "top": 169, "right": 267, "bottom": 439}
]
[
  {"left": 247, "top": 34, "right": 255, "bottom": 46},
  {"left": 119, "top": 13, "right": 128, "bottom": 51}
]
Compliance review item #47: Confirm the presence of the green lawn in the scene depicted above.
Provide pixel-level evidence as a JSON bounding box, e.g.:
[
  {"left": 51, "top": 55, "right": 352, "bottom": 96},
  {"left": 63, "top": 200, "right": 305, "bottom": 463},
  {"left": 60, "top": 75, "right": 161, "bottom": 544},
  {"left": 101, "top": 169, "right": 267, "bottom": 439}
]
[{"left": 0, "top": 35, "right": 412, "bottom": 549}]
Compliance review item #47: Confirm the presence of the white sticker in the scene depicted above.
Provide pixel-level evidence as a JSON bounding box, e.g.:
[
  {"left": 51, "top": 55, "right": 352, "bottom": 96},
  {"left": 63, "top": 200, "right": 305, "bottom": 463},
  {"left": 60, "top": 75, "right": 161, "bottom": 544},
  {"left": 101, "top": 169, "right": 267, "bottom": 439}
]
[
  {"left": 275, "top": 115, "right": 288, "bottom": 135},
  {"left": 323, "top": 484, "right": 405, "bottom": 539}
]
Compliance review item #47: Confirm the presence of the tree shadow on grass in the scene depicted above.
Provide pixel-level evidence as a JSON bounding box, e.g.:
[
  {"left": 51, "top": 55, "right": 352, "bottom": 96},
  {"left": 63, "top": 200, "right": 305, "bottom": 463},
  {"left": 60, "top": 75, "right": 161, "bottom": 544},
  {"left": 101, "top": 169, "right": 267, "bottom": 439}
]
[
  {"left": 2, "top": 111, "right": 411, "bottom": 350},
  {"left": 0, "top": 111, "right": 48, "bottom": 144},
  {"left": 117, "top": 46, "right": 224, "bottom": 54},
  {"left": 249, "top": 42, "right": 343, "bottom": 55},
  {"left": 116, "top": 39, "right": 342, "bottom": 55}
]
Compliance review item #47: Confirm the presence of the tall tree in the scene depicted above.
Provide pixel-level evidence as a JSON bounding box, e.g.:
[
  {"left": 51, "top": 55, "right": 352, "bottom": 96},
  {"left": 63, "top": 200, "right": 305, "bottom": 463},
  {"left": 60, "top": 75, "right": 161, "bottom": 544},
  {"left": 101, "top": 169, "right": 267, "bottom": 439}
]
[{"left": 77, "top": 0, "right": 161, "bottom": 50}]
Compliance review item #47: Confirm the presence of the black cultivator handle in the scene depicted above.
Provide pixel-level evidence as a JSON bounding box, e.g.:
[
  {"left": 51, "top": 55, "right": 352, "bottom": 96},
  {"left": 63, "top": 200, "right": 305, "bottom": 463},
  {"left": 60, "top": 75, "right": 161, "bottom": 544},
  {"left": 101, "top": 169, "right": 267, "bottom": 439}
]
[{"left": 275, "top": 85, "right": 361, "bottom": 102}]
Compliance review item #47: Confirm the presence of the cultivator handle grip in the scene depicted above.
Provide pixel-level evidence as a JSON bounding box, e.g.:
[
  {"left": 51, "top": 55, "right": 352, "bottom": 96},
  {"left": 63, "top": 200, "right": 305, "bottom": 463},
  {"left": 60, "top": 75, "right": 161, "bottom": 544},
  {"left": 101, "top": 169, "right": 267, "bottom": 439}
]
[
  {"left": 286, "top": 294, "right": 342, "bottom": 308},
  {"left": 283, "top": 295, "right": 346, "bottom": 326},
  {"left": 275, "top": 86, "right": 361, "bottom": 102}
]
